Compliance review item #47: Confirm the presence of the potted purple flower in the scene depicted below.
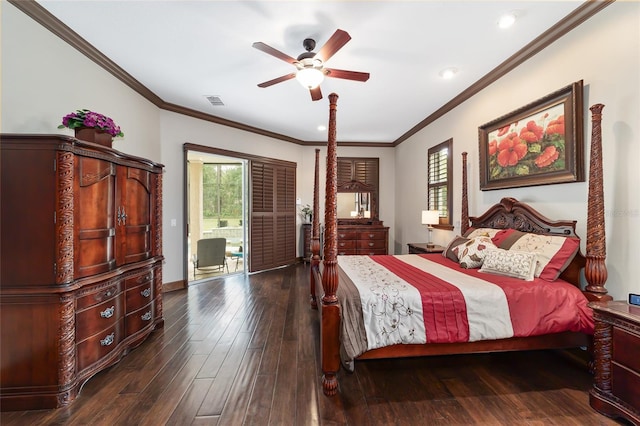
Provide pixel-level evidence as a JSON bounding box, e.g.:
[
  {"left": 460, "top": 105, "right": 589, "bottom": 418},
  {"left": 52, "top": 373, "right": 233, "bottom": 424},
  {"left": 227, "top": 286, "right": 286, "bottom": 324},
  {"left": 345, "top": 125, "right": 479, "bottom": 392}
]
[{"left": 58, "top": 109, "right": 124, "bottom": 147}]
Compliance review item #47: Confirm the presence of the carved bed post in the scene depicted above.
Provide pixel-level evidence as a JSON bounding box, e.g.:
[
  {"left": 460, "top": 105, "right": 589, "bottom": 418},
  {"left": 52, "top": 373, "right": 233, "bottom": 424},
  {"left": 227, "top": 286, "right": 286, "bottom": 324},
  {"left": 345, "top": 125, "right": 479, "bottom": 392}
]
[
  {"left": 461, "top": 152, "right": 469, "bottom": 235},
  {"left": 321, "top": 93, "right": 340, "bottom": 396},
  {"left": 585, "top": 104, "right": 611, "bottom": 301},
  {"left": 310, "top": 148, "right": 321, "bottom": 309}
]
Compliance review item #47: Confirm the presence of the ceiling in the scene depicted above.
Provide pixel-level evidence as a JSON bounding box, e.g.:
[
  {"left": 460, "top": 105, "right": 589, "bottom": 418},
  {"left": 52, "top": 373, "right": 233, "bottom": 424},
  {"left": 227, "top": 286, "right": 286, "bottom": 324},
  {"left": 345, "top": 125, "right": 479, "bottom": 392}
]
[{"left": 27, "top": 1, "right": 597, "bottom": 144}]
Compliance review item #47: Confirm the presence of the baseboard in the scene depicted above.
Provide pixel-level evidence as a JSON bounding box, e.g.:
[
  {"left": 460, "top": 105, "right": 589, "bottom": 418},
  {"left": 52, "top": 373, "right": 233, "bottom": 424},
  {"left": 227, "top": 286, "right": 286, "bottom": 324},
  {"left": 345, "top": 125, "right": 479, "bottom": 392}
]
[{"left": 163, "top": 279, "right": 187, "bottom": 292}]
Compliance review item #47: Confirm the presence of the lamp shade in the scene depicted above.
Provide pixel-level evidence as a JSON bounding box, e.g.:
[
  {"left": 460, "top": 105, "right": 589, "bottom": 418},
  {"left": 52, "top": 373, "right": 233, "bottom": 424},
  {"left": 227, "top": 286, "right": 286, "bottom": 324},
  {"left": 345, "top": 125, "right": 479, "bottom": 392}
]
[
  {"left": 421, "top": 210, "right": 440, "bottom": 225},
  {"left": 296, "top": 67, "right": 325, "bottom": 89}
]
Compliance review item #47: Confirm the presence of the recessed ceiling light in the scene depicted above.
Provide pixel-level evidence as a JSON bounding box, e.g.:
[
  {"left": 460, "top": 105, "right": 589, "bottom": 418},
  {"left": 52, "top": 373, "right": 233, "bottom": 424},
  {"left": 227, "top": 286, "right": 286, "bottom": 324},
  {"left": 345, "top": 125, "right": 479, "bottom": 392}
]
[
  {"left": 439, "top": 67, "right": 458, "bottom": 80},
  {"left": 317, "top": 125, "right": 326, "bottom": 131},
  {"left": 498, "top": 12, "right": 517, "bottom": 29}
]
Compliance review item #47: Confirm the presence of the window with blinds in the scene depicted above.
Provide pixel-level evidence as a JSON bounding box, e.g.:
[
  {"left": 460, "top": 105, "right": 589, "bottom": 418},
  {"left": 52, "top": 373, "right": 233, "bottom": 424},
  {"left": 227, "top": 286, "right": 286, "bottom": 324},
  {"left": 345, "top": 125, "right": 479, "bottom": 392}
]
[{"left": 427, "top": 139, "right": 453, "bottom": 226}]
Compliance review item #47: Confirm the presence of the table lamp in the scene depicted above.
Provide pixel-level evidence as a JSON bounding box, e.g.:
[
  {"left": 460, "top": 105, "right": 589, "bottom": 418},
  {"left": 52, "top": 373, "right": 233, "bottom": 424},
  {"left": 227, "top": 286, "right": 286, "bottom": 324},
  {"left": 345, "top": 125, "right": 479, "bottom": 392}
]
[{"left": 421, "top": 210, "right": 440, "bottom": 247}]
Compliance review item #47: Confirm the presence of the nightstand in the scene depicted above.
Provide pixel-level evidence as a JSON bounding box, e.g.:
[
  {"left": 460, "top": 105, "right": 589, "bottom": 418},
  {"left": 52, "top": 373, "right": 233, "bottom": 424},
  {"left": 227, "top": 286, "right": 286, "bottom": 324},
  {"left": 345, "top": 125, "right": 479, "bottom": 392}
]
[
  {"left": 407, "top": 243, "right": 445, "bottom": 254},
  {"left": 589, "top": 300, "right": 640, "bottom": 425}
]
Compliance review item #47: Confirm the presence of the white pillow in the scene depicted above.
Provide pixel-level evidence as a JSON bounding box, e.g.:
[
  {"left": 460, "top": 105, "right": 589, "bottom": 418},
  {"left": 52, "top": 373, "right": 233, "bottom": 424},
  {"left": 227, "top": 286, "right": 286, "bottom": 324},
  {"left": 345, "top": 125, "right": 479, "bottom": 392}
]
[
  {"left": 479, "top": 248, "right": 537, "bottom": 281},
  {"left": 452, "top": 236, "right": 496, "bottom": 269}
]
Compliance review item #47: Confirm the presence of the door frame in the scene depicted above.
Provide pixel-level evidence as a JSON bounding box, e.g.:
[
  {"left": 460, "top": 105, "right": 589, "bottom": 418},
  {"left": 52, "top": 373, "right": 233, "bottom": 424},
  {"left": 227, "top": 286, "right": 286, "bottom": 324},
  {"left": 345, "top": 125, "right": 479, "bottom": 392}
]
[{"left": 184, "top": 144, "right": 248, "bottom": 283}]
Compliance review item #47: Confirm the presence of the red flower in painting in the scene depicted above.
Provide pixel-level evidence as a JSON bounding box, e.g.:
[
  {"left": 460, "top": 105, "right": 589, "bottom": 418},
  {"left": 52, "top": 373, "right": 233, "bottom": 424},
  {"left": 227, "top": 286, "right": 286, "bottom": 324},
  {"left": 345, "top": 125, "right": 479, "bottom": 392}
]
[
  {"left": 535, "top": 146, "right": 560, "bottom": 168},
  {"left": 519, "top": 120, "right": 544, "bottom": 143},
  {"left": 497, "top": 132, "right": 528, "bottom": 167},
  {"left": 497, "top": 124, "right": 511, "bottom": 137},
  {"left": 488, "top": 139, "right": 498, "bottom": 156},
  {"left": 546, "top": 115, "right": 565, "bottom": 136}
]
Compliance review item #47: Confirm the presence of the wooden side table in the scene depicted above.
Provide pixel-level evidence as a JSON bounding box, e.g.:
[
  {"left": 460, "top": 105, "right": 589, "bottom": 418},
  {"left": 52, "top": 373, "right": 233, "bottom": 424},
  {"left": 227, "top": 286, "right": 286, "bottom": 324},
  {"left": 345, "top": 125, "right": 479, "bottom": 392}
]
[
  {"left": 407, "top": 243, "right": 445, "bottom": 254},
  {"left": 589, "top": 300, "right": 640, "bottom": 425}
]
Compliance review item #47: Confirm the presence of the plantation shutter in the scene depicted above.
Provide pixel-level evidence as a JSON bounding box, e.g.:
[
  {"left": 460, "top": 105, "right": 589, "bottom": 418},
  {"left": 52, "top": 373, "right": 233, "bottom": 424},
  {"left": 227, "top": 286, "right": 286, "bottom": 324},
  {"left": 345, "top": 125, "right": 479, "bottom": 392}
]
[
  {"left": 427, "top": 139, "right": 452, "bottom": 225},
  {"left": 249, "top": 160, "right": 296, "bottom": 272},
  {"left": 337, "top": 157, "right": 379, "bottom": 189}
]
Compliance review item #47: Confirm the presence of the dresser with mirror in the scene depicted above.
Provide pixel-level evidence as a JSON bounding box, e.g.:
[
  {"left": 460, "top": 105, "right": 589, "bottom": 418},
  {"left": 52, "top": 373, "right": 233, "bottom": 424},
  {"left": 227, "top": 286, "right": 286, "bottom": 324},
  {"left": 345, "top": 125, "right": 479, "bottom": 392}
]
[{"left": 336, "top": 157, "right": 388, "bottom": 255}]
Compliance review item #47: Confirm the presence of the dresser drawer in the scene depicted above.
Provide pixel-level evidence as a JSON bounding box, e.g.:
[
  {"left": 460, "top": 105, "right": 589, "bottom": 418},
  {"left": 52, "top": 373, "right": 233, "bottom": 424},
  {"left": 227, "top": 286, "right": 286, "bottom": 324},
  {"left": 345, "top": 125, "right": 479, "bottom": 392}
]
[
  {"left": 337, "top": 240, "right": 356, "bottom": 250},
  {"left": 357, "top": 239, "right": 386, "bottom": 250},
  {"left": 612, "top": 363, "right": 640, "bottom": 411},
  {"left": 76, "top": 295, "right": 123, "bottom": 341},
  {"left": 125, "top": 281, "right": 154, "bottom": 313},
  {"left": 357, "top": 230, "right": 387, "bottom": 241},
  {"left": 337, "top": 231, "right": 358, "bottom": 240},
  {"left": 76, "top": 319, "right": 124, "bottom": 371},
  {"left": 125, "top": 303, "right": 154, "bottom": 337},
  {"left": 125, "top": 269, "right": 154, "bottom": 290},
  {"left": 338, "top": 249, "right": 358, "bottom": 256},
  {"left": 76, "top": 281, "right": 121, "bottom": 311},
  {"left": 613, "top": 327, "right": 640, "bottom": 373},
  {"left": 357, "top": 248, "right": 387, "bottom": 256}
]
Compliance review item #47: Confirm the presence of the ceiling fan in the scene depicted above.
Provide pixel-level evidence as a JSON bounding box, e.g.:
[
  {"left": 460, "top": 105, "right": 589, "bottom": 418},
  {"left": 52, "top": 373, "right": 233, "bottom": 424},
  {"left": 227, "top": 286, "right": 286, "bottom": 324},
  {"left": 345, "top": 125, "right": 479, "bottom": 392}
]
[{"left": 253, "top": 29, "right": 370, "bottom": 101}]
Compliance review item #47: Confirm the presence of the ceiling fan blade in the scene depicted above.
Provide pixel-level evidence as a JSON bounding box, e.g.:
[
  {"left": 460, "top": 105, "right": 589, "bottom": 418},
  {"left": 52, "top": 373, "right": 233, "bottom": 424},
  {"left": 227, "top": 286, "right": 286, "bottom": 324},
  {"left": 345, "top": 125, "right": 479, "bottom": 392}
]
[
  {"left": 257, "top": 73, "right": 296, "bottom": 88},
  {"left": 310, "top": 86, "right": 322, "bottom": 101},
  {"left": 325, "top": 68, "right": 370, "bottom": 82},
  {"left": 252, "top": 42, "right": 298, "bottom": 64},
  {"left": 315, "top": 29, "right": 351, "bottom": 63}
]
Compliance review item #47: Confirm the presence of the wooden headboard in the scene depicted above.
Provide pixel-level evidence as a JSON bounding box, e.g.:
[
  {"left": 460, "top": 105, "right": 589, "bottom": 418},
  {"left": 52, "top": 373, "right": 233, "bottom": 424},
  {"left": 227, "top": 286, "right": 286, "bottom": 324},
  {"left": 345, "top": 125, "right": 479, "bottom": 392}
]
[
  {"left": 466, "top": 196, "right": 586, "bottom": 289},
  {"left": 469, "top": 197, "right": 580, "bottom": 237}
]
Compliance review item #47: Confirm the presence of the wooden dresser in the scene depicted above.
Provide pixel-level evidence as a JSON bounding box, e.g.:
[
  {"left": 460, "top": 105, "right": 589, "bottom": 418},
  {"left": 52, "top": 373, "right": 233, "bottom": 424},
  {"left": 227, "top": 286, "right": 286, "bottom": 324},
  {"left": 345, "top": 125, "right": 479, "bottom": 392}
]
[
  {"left": 302, "top": 223, "right": 312, "bottom": 262},
  {"left": 337, "top": 221, "right": 389, "bottom": 255},
  {"left": 0, "top": 134, "right": 164, "bottom": 411},
  {"left": 589, "top": 300, "right": 640, "bottom": 425}
]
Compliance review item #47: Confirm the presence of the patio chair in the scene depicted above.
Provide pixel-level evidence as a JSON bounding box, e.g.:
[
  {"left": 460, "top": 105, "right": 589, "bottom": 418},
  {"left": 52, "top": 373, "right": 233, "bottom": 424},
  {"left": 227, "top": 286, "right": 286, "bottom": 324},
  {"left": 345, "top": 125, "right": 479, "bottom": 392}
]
[{"left": 195, "top": 238, "right": 229, "bottom": 274}]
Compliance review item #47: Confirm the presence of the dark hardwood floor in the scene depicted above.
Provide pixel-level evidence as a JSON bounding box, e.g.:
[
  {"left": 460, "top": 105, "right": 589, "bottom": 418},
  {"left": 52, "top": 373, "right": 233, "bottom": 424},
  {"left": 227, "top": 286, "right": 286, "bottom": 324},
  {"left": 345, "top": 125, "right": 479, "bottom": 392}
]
[{"left": 1, "top": 263, "right": 624, "bottom": 425}]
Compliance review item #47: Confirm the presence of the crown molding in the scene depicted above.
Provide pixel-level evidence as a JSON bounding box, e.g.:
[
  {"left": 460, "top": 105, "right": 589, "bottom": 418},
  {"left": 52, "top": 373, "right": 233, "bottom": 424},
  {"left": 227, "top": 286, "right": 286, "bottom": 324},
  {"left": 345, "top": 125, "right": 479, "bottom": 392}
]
[{"left": 9, "top": 0, "right": 613, "bottom": 147}]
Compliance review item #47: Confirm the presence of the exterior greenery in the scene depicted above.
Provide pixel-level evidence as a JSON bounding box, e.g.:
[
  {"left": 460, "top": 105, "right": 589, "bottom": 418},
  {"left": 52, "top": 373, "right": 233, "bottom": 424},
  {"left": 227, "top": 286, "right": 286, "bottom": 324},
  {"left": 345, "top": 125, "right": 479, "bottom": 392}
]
[{"left": 203, "top": 163, "right": 242, "bottom": 226}]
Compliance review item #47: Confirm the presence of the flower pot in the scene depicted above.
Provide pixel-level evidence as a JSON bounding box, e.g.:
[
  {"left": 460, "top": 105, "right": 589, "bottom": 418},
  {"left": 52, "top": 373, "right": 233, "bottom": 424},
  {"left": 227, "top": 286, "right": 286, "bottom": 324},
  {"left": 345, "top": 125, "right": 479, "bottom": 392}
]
[{"left": 74, "top": 127, "right": 113, "bottom": 148}]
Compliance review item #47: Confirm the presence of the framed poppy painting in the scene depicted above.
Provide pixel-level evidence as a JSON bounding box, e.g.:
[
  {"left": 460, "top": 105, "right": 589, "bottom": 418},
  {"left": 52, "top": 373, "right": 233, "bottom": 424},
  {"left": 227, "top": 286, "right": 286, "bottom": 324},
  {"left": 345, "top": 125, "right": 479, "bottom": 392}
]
[{"left": 478, "top": 80, "right": 584, "bottom": 191}]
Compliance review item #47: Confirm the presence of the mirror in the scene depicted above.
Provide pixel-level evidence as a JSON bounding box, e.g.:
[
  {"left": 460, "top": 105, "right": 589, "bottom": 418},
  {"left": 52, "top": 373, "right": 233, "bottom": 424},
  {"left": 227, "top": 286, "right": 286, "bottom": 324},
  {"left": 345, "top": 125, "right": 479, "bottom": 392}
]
[{"left": 337, "top": 192, "right": 371, "bottom": 219}]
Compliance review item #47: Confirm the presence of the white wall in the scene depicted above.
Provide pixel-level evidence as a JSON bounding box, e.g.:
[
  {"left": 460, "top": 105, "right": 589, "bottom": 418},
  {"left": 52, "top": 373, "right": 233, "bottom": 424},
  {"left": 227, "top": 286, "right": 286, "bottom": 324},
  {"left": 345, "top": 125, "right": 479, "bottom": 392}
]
[
  {"left": 395, "top": 1, "right": 639, "bottom": 300},
  {"left": 1, "top": 2, "right": 161, "bottom": 162}
]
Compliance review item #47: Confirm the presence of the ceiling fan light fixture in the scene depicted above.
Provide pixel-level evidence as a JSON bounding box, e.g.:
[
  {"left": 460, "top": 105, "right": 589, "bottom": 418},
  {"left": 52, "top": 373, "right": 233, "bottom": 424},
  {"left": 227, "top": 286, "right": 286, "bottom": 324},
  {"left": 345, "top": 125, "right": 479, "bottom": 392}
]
[{"left": 296, "top": 67, "right": 325, "bottom": 89}]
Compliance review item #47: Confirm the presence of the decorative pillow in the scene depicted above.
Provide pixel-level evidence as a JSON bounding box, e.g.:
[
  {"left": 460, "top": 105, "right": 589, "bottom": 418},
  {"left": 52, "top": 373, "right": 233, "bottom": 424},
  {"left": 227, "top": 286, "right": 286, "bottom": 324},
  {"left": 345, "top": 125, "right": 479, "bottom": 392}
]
[
  {"left": 442, "top": 235, "right": 469, "bottom": 262},
  {"left": 503, "top": 232, "right": 580, "bottom": 281},
  {"left": 462, "top": 227, "right": 580, "bottom": 280},
  {"left": 452, "top": 236, "right": 496, "bottom": 269},
  {"left": 479, "top": 249, "right": 537, "bottom": 281}
]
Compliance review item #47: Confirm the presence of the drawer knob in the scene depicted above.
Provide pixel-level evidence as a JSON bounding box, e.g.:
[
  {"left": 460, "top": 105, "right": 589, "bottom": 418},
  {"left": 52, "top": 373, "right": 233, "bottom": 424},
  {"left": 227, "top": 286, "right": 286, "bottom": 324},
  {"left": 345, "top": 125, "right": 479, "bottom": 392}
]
[
  {"left": 368, "top": 242, "right": 374, "bottom": 247},
  {"left": 100, "top": 333, "right": 115, "bottom": 346},
  {"left": 138, "top": 274, "right": 152, "bottom": 284},
  {"left": 100, "top": 306, "right": 115, "bottom": 319},
  {"left": 368, "top": 234, "right": 375, "bottom": 238},
  {"left": 339, "top": 233, "right": 346, "bottom": 238},
  {"left": 95, "top": 287, "right": 116, "bottom": 302},
  {"left": 141, "top": 311, "right": 152, "bottom": 321},
  {"left": 141, "top": 288, "right": 151, "bottom": 298}
]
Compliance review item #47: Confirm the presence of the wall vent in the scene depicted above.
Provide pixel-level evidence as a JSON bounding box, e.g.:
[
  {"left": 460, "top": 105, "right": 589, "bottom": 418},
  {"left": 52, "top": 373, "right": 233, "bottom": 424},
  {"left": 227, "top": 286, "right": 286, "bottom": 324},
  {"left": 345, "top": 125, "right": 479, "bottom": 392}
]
[{"left": 206, "top": 95, "right": 224, "bottom": 106}]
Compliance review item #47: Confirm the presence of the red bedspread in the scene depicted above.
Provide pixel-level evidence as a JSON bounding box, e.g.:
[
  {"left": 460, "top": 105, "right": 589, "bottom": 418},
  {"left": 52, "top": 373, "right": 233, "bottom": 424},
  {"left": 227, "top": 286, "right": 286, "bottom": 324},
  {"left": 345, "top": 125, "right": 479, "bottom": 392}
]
[{"left": 336, "top": 254, "right": 594, "bottom": 361}]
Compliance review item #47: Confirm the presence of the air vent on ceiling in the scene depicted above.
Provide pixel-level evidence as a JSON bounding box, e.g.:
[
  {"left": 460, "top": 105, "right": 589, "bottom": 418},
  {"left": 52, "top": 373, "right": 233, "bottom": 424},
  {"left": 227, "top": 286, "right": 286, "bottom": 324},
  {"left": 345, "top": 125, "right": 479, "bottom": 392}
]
[{"left": 206, "top": 95, "right": 224, "bottom": 106}]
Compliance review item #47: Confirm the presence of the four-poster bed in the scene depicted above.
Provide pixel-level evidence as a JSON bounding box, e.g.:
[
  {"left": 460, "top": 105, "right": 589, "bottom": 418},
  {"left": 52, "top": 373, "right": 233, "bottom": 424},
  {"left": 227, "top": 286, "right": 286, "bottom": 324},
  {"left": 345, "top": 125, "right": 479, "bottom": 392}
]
[{"left": 310, "top": 93, "right": 611, "bottom": 396}]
